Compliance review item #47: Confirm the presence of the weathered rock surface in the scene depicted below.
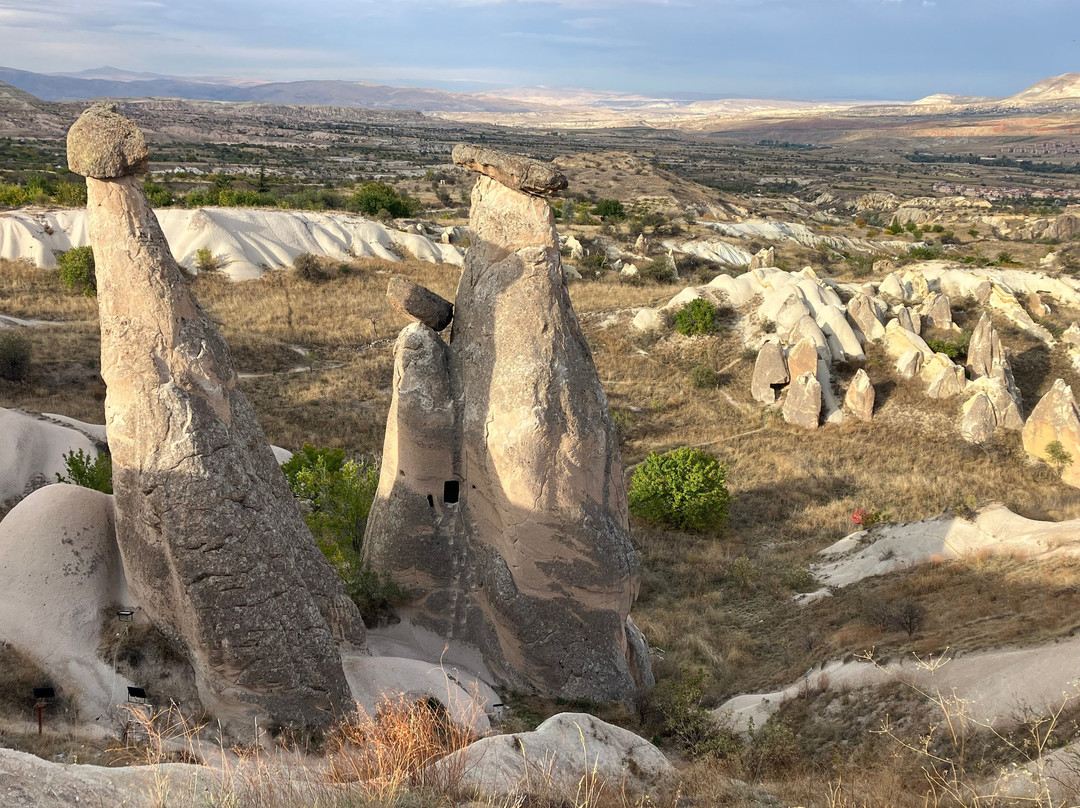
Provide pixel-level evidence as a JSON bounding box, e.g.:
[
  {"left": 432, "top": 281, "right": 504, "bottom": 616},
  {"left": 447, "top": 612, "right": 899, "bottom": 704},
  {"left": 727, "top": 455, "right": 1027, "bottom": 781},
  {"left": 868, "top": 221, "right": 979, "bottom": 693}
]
[
  {"left": 786, "top": 336, "right": 819, "bottom": 382},
  {"left": 847, "top": 294, "right": 885, "bottom": 342},
  {"left": 365, "top": 148, "right": 647, "bottom": 701},
  {"left": 430, "top": 713, "right": 675, "bottom": 799},
  {"left": 927, "top": 362, "right": 966, "bottom": 399},
  {"left": 896, "top": 349, "right": 923, "bottom": 380},
  {"left": 897, "top": 306, "right": 920, "bottom": 335},
  {"left": 452, "top": 144, "right": 568, "bottom": 196},
  {"left": 749, "top": 246, "right": 775, "bottom": 270},
  {"left": 844, "top": 369, "right": 874, "bottom": 422},
  {"left": 962, "top": 393, "right": 997, "bottom": 444},
  {"left": 71, "top": 107, "right": 364, "bottom": 731},
  {"left": 1023, "top": 379, "right": 1080, "bottom": 488},
  {"left": 751, "top": 341, "right": 788, "bottom": 404},
  {"left": 66, "top": 102, "right": 148, "bottom": 179},
  {"left": 967, "top": 312, "right": 1007, "bottom": 379},
  {"left": 386, "top": 277, "right": 453, "bottom": 331},
  {"left": 783, "top": 371, "right": 821, "bottom": 429},
  {"left": 922, "top": 292, "right": 954, "bottom": 330}
]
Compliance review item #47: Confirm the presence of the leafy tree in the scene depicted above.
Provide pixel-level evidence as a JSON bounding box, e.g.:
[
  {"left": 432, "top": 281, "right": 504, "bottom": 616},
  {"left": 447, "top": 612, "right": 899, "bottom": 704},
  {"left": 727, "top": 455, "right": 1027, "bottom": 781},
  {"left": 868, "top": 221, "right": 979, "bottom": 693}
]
[
  {"left": 143, "top": 180, "right": 175, "bottom": 207},
  {"left": 57, "top": 246, "right": 96, "bottom": 296},
  {"left": 194, "top": 248, "right": 218, "bottom": 273},
  {"left": 55, "top": 448, "right": 113, "bottom": 494},
  {"left": 593, "top": 198, "right": 626, "bottom": 221},
  {"left": 1047, "top": 440, "right": 1073, "bottom": 476},
  {"left": 347, "top": 182, "right": 417, "bottom": 219},
  {"left": 628, "top": 447, "right": 731, "bottom": 532},
  {"left": 0, "top": 331, "right": 31, "bottom": 382}
]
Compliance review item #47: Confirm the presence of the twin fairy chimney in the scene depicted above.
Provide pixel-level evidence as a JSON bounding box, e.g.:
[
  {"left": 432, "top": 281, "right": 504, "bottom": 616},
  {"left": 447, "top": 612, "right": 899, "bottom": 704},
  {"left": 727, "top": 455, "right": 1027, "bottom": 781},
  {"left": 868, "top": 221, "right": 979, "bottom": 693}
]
[
  {"left": 66, "top": 105, "right": 650, "bottom": 724},
  {"left": 67, "top": 104, "right": 365, "bottom": 730},
  {"left": 365, "top": 144, "right": 653, "bottom": 701}
]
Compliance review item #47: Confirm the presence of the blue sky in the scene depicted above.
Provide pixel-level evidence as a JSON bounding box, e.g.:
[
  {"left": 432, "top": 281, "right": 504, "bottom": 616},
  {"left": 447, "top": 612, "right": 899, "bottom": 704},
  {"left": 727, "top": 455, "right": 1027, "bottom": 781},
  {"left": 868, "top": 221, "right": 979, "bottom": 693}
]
[{"left": 0, "top": 0, "right": 1076, "bottom": 100}]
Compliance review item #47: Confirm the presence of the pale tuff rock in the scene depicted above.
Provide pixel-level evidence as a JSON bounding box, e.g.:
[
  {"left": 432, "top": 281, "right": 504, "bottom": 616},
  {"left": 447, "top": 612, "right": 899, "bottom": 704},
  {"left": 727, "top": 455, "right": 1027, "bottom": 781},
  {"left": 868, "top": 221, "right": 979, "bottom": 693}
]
[
  {"left": 846, "top": 294, "right": 886, "bottom": 342},
  {"left": 386, "top": 277, "right": 454, "bottom": 331},
  {"left": 1022, "top": 379, "right": 1080, "bottom": 489},
  {"left": 788, "top": 315, "right": 831, "bottom": 360},
  {"left": 967, "top": 312, "right": 1007, "bottom": 379},
  {"left": 451, "top": 144, "right": 568, "bottom": 196},
  {"left": 365, "top": 148, "right": 648, "bottom": 701},
  {"left": 927, "top": 362, "right": 967, "bottom": 399},
  {"left": 565, "top": 234, "right": 585, "bottom": 260},
  {"left": 921, "top": 292, "right": 954, "bottom": 330},
  {"left": 962, "top": 393, "right": 997, "bottom": 444},
  {"left": 431, "top": 713, "right": 675, "bottom": 799},
  {"left": 896, "top": 349, "right": 923, "bottom": 380},
  {"left": 633, "top": 232, "right": 649, "bottom": 254},
  {"left": 783, "top": 371, "right": 822, "bottom": 429},
  {"left": 844, "top": 369, "right": 875, "bottom": 422},
  {"left": 749, "top": 246, "right": 775, "bottom": 269},
  {"left": 878, "top": 273, "right": 906, "bottom": 303},
  {"left": 752, "top": 341, "right": 789, "bottom": 404},
  {"left": 897, "top": 306, "right": 921, "bottom": 335},
  {"left": 70, "top": 107, "right": 363, "bottom": 731},
  {"left": 1029, "top": 291, "right": 1051, "bottom": 317},
  {"left": 1064, "top": 322, "right": 1080, "bottom": 348},
  {"left": 66, "top": 102, "right": 148, "bottom": 179},
  {"left": 786, "top": 336, "right": 819, "bottom": 383}
]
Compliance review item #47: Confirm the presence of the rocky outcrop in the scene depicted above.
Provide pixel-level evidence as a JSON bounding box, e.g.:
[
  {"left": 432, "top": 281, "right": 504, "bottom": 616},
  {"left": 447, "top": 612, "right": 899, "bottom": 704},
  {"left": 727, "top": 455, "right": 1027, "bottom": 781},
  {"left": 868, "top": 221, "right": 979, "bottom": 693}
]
[
  {"left": 896, "top": 349, "right": 923, "bottom": 380},
  {"left": 751, "top": 341, "right": 788, "bottom": 404},
  {"left": 786, "top": 336, "right": 819, "bottom": 382},
  {"left": 386, "top": 277, "right": 453, "bottom": 331},
  {"left": 967, "top": 312, "right": 1006, "bottom": 379},
  {"left": 844, "top": 369, "right": 874, "bottom": 422},
  {"left": 364, "top": 147, "right": 647, "bottom": 701},
  {"left": 783, "top": 371, "right": 821, "bottom": 429},
  {"left": 961, "top": 393, "right": 996, "bottom": 444},
  {"left": 921, "top": 293, "right": 953, "bottom": 330},
  {"left": 897, "top": 306, "right": 920, "bottom": 335},
  {"left": 847, "top": 294, "right": 885, "bottom": 342},
  {"left": 927, "top": 362, "right": 966, "bottom": 399},
  {"left": 1022, "top": 379, "right": 1080, "bottom": 488},
  {"left": 749, "top": 247, "right": 775, "bottom": 269},
  {"left": 69, "top": 107, "right": 364, "bottom": 731},
  {"left": 430, "top": 713, "right": 675, "bottom": 800}
]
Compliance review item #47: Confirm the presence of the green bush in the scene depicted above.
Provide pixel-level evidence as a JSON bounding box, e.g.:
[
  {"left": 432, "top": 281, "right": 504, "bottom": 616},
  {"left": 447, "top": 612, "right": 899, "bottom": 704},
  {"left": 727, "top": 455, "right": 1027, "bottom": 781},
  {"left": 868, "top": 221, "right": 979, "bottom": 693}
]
[
  {"left": 688, "top": 364, "right": 719, "bottom": 389},
  {"left": 0, "top": 331, "right": 31, "bottom": 382},
  {"left": 347, "top": 182, "right": 417, "bottom": 219},
  {"left": 638, "top": 256, "right": 676, "bottom": 284},
  {"left": 57, "top": 246, "right": 96, "bottom": 296},
  {"left": 673, "top": 298, "right": 718, "bottom": 336},
  {"left": 282, "top": 445, "right": 403, "bottom": 621},
  {"left": 194, "top": 248, "right": 218, "bottom": 273},
  {"left": 628, "top": 447, "right": 731, "bottom": 532},
  {"left": 926, "top": 333, "right": 971, "bottom": 361},
  {"left": 650, "top": 668, "right": 739, "bottom": 757},
  {"left": 293, "top": 252, "right": 326, "bottom": 281},
  {"left": 593, "top": 198, "right": 626, "bottom": 221},
  {"left": 55, "top": 448, "right": 113, "bottom": 494}
]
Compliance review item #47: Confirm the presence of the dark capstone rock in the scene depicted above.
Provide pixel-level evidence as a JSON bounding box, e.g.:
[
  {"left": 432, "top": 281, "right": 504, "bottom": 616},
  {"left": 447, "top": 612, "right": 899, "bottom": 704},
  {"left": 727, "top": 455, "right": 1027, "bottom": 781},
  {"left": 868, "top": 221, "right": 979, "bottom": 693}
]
[
  {"left": 452, "top": 144, "right": 568, "bottom": 196},
  {"left": 66, "top": 103, "right": 148, "bottom": 179},
  {"left": 386, "top": 277, "right": 453, "bottom": 331}
]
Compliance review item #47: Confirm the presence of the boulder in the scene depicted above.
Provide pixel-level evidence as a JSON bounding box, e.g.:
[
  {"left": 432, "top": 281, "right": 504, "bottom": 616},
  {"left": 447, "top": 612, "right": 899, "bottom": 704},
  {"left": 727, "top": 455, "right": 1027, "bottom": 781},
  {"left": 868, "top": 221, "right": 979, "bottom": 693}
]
[
  {"left": 896, "top": 349, "right": 923, "bottom": 380},
  {"left": 565, "top": 235, "right": 585, "bottom": 261},
  {"left": 967, "top": 312, "right": 1006, "bottom": 379},
  {"left": 749, "top": 247, "right": 775, "bottom": 270},
  {"left": 69, "top": 107, "right": 364, "bottom": 732},
  {"left": 451, "top": 144, "right": 567, "bottom": 196},
  {"left": 921, "top": 292, "right": 954, "bottom": 330},
  {"left": 897, "top": 306, "right": 920, "bottom": 335},
  {"left": 633, "top": 232, "right": 649, "bottom": 254},
  {"left": 1065, "top": 322, "right": 1080, "bottom": 348},
  {"left": 961, "top": 393, "right": 997, "bottom": 444},
  {"left": 430, "top": 713, "right": 675, "bottom": 800},
  {"left": 788, "top": 315, "right": 830, "bottom": 360},
  {"left": 846, "top": 294, "right": 886, "bottom": 342},
  {"left": 751, "top": 341, "right": 789, "bottom": 404},
  {"left": 365, "top": 147, "right": 648, "bottom": 701},
  {"left": 844, "top": 369, "right": 874, "bottom": 422},
  {"left": 66, "top": 102, "right": 148, "bottom": 179},
  {"left": 927, "top": 362, "right": 966, "bottom": 399},
  {"left": 386, "top": 277, "right": 453, "bottom": 331},
  {"left": 786, "top": 336, "right": 819, "bottom": 382},
  {"left": 878, "top": 273, "right": 906, "bottom": 303},
  {"left": 783, "top": 371, "right": 821, "bottom": 429},
  {"left": 1022, "top": 379, "right": 1080, "bottom": 488},
  {"left": 1029, "top": 291, "right": 1051, "bottom": 317}
]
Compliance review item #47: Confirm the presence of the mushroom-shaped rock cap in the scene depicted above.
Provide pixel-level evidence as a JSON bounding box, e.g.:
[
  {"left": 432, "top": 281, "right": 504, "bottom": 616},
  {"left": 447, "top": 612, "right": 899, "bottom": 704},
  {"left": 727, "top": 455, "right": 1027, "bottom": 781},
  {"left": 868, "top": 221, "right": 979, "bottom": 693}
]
[
  {"left": 67, "top": 103, "right": 149, "bottom": 179},
  {"left": 452, "top": 144, "right": 567, "bottom": 196},
  {"left": 386, "top": 277, "right": 454, "bottom": 331}
]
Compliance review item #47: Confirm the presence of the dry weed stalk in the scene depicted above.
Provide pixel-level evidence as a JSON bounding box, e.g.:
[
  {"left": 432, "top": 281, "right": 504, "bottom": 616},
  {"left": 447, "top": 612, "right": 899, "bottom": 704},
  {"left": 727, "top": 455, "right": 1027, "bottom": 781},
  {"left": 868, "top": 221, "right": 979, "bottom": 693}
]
[{"left": 857, "top": 648, "right": 1080, "bottom": 807}]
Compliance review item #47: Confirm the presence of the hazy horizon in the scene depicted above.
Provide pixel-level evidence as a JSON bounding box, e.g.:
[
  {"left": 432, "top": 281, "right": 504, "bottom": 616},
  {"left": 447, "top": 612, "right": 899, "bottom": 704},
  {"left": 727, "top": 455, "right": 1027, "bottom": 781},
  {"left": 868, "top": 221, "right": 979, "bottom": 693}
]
[{"left": 0, "top": 0, "right": 1077, "bottom": 101}]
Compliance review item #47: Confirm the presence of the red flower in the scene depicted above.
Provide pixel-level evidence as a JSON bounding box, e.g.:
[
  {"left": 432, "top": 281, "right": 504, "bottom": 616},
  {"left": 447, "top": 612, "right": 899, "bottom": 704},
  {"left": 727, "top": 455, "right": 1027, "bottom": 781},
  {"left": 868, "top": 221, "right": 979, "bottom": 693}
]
[{"left": 850, "top": 509, "right": 866, "bottom": 526}]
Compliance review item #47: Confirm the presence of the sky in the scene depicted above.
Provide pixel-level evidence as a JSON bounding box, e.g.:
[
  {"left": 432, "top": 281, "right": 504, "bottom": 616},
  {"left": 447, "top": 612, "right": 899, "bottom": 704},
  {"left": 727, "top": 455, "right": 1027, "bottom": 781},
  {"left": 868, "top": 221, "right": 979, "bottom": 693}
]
[{"left": 0, "top": 0, "right": 1077, "bottom": 100}]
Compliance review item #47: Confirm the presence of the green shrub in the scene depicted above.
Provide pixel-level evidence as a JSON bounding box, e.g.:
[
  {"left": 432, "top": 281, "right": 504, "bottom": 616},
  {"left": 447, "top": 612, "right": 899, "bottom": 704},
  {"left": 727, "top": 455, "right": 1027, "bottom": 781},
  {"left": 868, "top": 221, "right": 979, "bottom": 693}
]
[
  {"left": 628, "top": 447, "right": 731, "bottom": 532},
  {"left": 673, "top": 298, "right": 718, "bottom": 336},
  {"left": 52, "top": 181, "right": 87, "bottom": 207},
  {"left": 926, "top": 332, "right": 971, "bottom": 361},
  {"left": 57, "top": 246, "right": 96, "bottom": 296},
  {"left": 282, "top": 444, "right": 402, "bottom": 622},
  {"left": 1047, "top": 440, "right": 1073, "bottom": 476},
  {"left": 55, "top": 448, "right": 113, "bottom": 494},
  {"left": 650, "top": 668, "right": 739, "bottom": 758},
  {"left": 194, "top": 248, "right": 218, "bottom": 273},
  {"left": 593, "top": 198, "right": 626, "bottom": 221},
  {"left": 0, "top": 331, "right": 31, "bottom": 382},
  {"left": 639, "top": 256, "right": 676, "bottom": 284}
]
